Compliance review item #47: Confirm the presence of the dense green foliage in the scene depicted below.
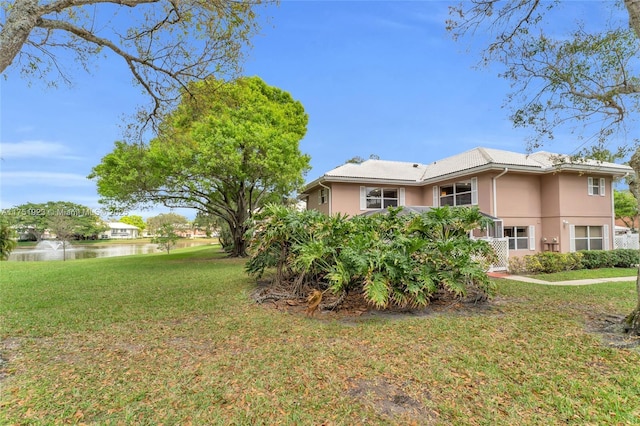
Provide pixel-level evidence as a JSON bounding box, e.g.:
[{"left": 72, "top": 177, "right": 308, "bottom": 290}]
[
  {"left": 118, "top": 215, "right": 146, "bottom": 232},
  {"left": 0, "top": 223, "right": 17, "bottom": 260},
  {"left": 614, "top": 190, "right": 638, "bottom": 230},
  {"left": 5, "top": 201, "right": 107, "bottom": 241},
  {"left": 509, "top": 249, "right": 639, "bottom": 274},
  {"left": 509, "top": 252, "right": 584, "bottom": 275},
  {"left": 246, "top": 205, "right": 497, "bottom": 309},
  {"left": 90, "top": 76, "right": 310, "bottom": 257},
  {"left": 579, "top": 249, "right": 640, "bottom": 270}
]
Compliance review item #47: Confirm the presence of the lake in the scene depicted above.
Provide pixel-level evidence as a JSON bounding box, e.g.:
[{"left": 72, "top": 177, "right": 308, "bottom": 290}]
[{"left": 8, "top": 240, "right": 215, "bottom": 262}]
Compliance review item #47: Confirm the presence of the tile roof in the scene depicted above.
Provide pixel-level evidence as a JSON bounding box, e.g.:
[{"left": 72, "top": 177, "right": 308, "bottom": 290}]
[
  {"left": 315, "top": 147, "right": 632, "bottom": 187},
  {"left": 325, "top": 159, "right": 427, "bottom": 182}
]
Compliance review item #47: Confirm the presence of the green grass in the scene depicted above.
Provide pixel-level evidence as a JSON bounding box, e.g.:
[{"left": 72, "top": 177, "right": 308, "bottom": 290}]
[
  {"left": 528, "top": 267, "right": 637, "bottom": 282},
  {"left": 2, "top": 247, "right": 640, "bottom": 425}
]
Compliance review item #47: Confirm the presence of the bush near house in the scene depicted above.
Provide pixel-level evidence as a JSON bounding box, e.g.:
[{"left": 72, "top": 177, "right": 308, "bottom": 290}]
[
  {"left": 508, "top": 252, "right": 583, "bottom": 274},
  {"left": 246, "top": 205, "right": 497, "bottom": 309},
  {"left": 509, "top": 249, "right": 639, "bottom": 274},
  {"left": 579, "top": 249, "right": 639, "bottom": 269}
]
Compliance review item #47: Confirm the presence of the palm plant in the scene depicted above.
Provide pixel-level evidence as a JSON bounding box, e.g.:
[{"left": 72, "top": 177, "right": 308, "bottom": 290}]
[{"left": 0, "top": 223, "right": 17, "bottom": 261}]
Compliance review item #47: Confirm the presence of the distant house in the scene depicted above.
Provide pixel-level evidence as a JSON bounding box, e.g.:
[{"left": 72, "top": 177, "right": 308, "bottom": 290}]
[
  {"left": 101, "top": 222, "right": 140, "bottom": 239},
  {"left": 300, "top": 147, "right": 633, "bottom": 268}
]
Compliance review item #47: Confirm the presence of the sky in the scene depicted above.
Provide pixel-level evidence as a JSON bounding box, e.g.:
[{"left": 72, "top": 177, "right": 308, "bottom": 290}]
[{"left": 0, "top": 0, "right": 624, "bottom": 220}]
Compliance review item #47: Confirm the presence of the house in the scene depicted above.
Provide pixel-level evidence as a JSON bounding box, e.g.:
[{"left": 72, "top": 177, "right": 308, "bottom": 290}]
[
  {"left": 101, "top": 222, "right": 140, "bottom": 239},
  {"left": 300, "top": 147, "right": 633, "bottom": 262}
]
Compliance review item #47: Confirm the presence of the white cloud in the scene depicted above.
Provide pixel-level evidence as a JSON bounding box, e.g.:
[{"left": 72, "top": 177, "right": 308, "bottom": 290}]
[
  {"left": 0, "top": 171, "right": 92, "bottom": 187},
  {"left": 0, "top": 140, "right": 83, "bottom": 160}
]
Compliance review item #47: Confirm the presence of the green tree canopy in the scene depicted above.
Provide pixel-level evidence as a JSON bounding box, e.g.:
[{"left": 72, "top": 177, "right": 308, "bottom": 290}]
[
  {"left": 615, "top": 190, "right": 638, "bottom": 230},
  {"left": 193, "top": 212, "right": 220, "bottom": 238},
  {"left": 90, "top": 76, "right": 310, "bottom": 256},
  {"left": 7, "top": 201, "right": 107, "bottom": 241},
  {"left": 146, "top": 213, "right": 189, "bottom": 235},
  {"left": 119, "top": 215, "right": 146, "bottom": 231}
]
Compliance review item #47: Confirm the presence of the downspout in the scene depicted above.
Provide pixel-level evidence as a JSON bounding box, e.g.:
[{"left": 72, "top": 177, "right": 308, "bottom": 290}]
[
  {"left": 492, "top": 168, "right": 509, "bottom": 217},
  {"left": 319, "top": 182, "right": 332, "bottom": 215}
]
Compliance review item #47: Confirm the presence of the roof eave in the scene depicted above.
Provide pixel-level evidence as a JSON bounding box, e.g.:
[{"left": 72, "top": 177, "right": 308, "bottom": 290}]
[{"left": 301, "top": 175, "right": 422, "bottom": 194}]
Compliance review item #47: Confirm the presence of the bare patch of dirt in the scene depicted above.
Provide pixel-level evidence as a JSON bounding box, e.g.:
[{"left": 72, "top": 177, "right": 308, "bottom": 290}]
[
  {"left": 348, "top": 377, "right": 438, "bottom": 424},
  {"left": 585, "top": 313, "right": 640, "bottom": 350}
]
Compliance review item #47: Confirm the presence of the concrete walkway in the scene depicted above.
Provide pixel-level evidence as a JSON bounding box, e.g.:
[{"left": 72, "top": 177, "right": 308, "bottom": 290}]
[{"left": 488, "top": 272, "right": 637, "bottom": 286}]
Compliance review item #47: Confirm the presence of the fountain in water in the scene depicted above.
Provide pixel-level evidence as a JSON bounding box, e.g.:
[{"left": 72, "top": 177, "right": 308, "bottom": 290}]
[
  {"left": 34, "top": 240, "right": 75, "bottom": 260},
  {"left": 35, "top": 240, "right": 73, "bottom": 251}
]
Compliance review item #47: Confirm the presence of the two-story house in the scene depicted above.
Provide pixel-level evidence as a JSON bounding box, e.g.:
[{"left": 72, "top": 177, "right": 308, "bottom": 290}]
[{"left": 300, "top": 147, "right": 633, "bottom": 262}]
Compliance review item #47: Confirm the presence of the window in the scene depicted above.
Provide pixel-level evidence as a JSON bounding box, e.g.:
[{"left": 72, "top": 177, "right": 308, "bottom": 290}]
[
  {"left": 364, "top": 187, "right": 398, "bottom": 209},
  {"left": 588, "top": 177, "right": 605, "bottom": 196},
  {"left": 573, "top": 226, "right": 603, "bottom": 251},
  {"left": 318, "top": 188, "right": 328, "bottom": 205},
  {"left": 437, "top": 178, "right": 477, "bottom": 207},
  {"left": 360, "top": 187, "right": 405, "bottom": 210},
  {"left": 505, "top": 226, "right": 529, "bottom": 250}
]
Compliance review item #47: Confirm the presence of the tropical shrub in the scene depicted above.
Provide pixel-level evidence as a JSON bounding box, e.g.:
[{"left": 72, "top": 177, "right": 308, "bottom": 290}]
[
  {"left": 246, "top": 205, "right": 497, "bottom": 309},
  {"left": 0, "top": 223, "right": 17, "bottom": 261}
]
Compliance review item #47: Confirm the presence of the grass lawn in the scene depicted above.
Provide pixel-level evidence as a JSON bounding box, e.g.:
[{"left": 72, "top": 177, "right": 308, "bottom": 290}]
[
  {"left": 528, "top": 268, "right": 637, "bottom": 282},
  {"left": 1, "top": 246, "right": 639, "bottom": 425}
]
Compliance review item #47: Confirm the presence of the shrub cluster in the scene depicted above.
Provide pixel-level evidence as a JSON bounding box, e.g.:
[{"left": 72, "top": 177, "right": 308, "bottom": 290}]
[
  {"left": 508, "top": 249, "right": 639, "bottom": 274},
  {"left": 246, "top": 205, "right": 498, "bottom": 309},
  {"left": 579, "top": 249, "right": 639, "bottom": 269},
  {"left": 508, "top": 252, "right": 583, "bottom": 274}
]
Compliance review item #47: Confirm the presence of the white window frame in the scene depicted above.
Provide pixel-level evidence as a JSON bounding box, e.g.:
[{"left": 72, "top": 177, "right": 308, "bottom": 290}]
[
  {"left": 570, "top": 225, "right": 608, "bottom": 251},
  {"left": 437, "top": 177, "right": 478, "bottom": 207},
  {"left": 359, "top": 187, "right": 405, "bottom": 210},
  {"left": 587, "top": 177, "right": 605, "bottom": 197},
  {"left": 504, "top": 225, "right": 533, "bottom": 250}
]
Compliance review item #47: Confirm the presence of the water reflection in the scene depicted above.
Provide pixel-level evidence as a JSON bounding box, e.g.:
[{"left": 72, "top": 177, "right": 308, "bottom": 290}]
[{"left": 8, "top": 241, "right": 212, "bottom": 262}]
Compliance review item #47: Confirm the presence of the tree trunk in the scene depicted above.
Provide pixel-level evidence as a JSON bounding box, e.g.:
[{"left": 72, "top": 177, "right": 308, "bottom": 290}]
[
  {"left": 625, "top": 0, "right": 640, "bottom": 39},
  {"left": 0, "top": 0, "right": 40, "bottom": 73},
  {"left": 230, "top": 223, "right": 248, "bottom": 257},
  {"left": 625, "top": 149, "right": 640, "bottom": 335},
  {"left": 624, "top": 294, "right": 640, "bottom": 336}
]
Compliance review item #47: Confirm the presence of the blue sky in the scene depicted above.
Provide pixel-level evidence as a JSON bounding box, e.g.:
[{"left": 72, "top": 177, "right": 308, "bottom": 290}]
[{"left": 0, "top": 0, "right": 620, "bottom": 219}]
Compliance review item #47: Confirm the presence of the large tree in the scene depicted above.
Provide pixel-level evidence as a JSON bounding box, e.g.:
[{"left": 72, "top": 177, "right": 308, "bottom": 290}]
[
  {"left": 447, "top": 0, "right": 640, "bottom": 335},
  {"left": 0, "top": 0, "right": 267, "bottom": 127},
  {"left": 8, "top": 201, "right": 107, "bottom": 241},
  {"left": 90, "top": 76, "right": 310, "bottom": 256}
]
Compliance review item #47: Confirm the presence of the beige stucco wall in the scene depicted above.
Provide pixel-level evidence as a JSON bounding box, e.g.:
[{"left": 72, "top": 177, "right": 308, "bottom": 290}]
[
  {"left": 307, "top": 182, "right": 425, "bottom": 217},
  {"left": 557, "top": 173, "right": 612, "bottom": 217},
  {"left": 305, "top": 187, "right": 330, "bottom": 215},
  {"left": 421, "top": 174, "right": 493, "bottom": 211},
  {"left": 494, "top": 173, "right": 542, "bottom": 219}
]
